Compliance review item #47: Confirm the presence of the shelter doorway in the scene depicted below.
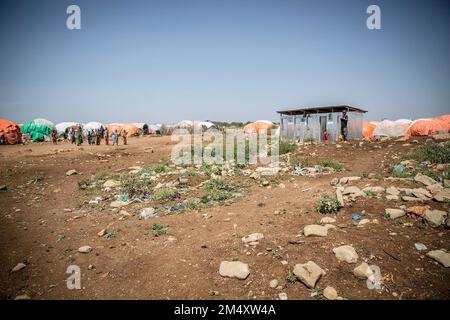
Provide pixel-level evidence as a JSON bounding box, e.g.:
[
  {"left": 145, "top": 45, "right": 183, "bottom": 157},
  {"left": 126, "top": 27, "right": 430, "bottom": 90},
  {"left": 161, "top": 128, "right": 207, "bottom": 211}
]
[{"left": 319, "top": 116, "right": 327, "bottom": 142}]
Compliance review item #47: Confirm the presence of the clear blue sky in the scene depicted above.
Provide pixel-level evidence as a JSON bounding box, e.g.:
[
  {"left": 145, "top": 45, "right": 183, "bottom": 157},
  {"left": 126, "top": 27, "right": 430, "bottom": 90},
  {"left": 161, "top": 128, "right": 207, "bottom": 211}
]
[{"left": 0, "top": 0, "right": 449, "bottom": 124}]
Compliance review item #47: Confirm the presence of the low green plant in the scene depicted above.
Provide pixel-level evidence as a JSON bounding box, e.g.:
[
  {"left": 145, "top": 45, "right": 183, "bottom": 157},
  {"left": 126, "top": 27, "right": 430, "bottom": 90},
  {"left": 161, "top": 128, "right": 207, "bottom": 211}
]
[
  {"left": 154, "top": 187, "right": 179, "bottom": 201},
  {"left": 316, "top": 193, "right": 341, "bottom": 214},
  {"left": 317, "top": 160, "right": 343, "bottom": 171},
  {"left": 151, "top": 223, "right": 167, "bottom": 237},
  {"left": 29, "top": 172, "right": 44, "bottom": 184},
  {"left": 286, "top": 274, "right": 298, "bottom": 284}
]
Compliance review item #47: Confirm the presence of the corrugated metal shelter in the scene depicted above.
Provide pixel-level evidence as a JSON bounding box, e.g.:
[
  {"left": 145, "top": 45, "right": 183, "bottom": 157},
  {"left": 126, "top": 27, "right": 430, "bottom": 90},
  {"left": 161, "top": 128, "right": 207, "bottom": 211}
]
[{"left": 277, "top": 105, "right": 367, "bottom": 143}]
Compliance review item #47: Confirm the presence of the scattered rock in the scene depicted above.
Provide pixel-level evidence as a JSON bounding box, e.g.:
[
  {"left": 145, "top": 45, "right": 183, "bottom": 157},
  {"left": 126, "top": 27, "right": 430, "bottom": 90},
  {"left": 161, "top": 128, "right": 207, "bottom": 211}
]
[
  {"left": 414, "top": 173, "right": 437, "bottom": 186},
  {"left": 353, "top": 262, "right": 374, "bottom": 279},
  {"left": 219, "top": 261, "right": 250, "bottom": 279},
  {"left": 386, "top": 186, "right": 400, "bottom": 196},
  {"left": 11, "top": 262, "right": 26, "bottom": 273},
  {"left": 424, "top": 209, "right": 447, "bottom": 227},
  {"left": 339, "top": 176, "right": 360, "bottom": 185},
  {"left": 427, "top": 184, "right": 443, "bottom": 193},
  {"left": 426, "top": 250, "right": 450, "bottom": 267},
  {"left": 242, "top": 233, "right": 264, "bottom": 243},
  {"left": 97, "top": 229, "right": 107, "bottom": 237},
  {"left": 406, "top": 206, "right": 429, "bottom": 217},
  {"left": 386, "top": 195, "right": 399, "bottom": 201},
  {"left": 14, "top": 294, "right": 31, "bottom": 300},
  {"left": 323, "top": 286, "right": 338, "bottom": 300},
  {"left": 385, "top": 208, "right": 406, "bottom": 219},
  {"left": 362, "top": 186, "right": 385, "bottom": 194},
  {"left": 303, "top": 225, "right": 328, "bottom": 237},
  {"left": 66, "top": 169, "right": 77, "bottom": 176},
  {"left": 343, "top": 186, "right": 365, "bottom": 197},
  {"left": 139, "top": 207, "right": 157, "bottom": 220},
  {"left": 320, "top": 217, "right": 336, "bottom": 224},
  {"left": 336, "top": 187, "right": 345, "bottom": 206},
  {"left": 103, "top": 180, "right": 119, "bottom": 188},
  {"left": 269, "top": 279, "right": 279, "bottom": 289},
  {"left": 293, "top": 261, "right": 326, "bottom": 289},
  {"left": 278, "top": 292, "right": 288, "bottom": 300},
  {"left": 357, "top": 219, "right": 370, "bottom": 227},
  {"left": 414, "top": 243, "right": 427, "bottom": 251},
  {"left": 333, "top": 245, "right": 358, "bottom": 263},
  {"left": 433, "top": 189, "right": 450, "bottom": 202},
  {"left": 78, "top": 246, "right": 92, "bottom": 254}
]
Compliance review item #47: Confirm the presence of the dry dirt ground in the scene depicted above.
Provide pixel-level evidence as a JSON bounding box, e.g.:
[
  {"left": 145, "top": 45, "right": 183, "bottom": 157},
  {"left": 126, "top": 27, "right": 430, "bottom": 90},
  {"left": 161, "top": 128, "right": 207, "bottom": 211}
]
[{"left": 0, "top": 136, "right": 449, "bottom": 300}]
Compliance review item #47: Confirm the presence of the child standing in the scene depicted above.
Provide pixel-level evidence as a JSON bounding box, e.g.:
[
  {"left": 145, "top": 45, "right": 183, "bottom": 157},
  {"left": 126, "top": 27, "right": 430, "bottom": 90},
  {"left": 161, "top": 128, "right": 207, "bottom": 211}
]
[{"left": 112, "top": 129, "right": 119, "bottom": 146}]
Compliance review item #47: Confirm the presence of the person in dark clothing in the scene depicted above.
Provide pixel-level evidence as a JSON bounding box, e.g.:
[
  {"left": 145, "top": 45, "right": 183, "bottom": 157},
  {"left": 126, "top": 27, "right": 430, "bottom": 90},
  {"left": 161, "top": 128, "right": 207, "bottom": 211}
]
[{"left": 340, "top": 110, "right": 348, "bottom": 141}]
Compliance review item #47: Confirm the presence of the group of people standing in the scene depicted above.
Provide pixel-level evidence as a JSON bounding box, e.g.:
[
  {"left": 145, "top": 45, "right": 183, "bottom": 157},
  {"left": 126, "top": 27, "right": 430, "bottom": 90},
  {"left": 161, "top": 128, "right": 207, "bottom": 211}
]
[{"left": 57, "top": 125, "right": 128, "bottom": 146}]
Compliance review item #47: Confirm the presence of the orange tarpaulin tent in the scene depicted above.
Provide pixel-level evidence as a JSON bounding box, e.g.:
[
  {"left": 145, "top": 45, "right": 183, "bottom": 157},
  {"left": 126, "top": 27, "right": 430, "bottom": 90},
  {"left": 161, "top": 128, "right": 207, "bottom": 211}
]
[
  {"left": 0, "top": 119, "right": 22, "bottom": 144},
  {"left": 405, "top": 119, "right": 450, "bottom": 139},
  {"left": 243, "top": 121, "right": 274, "bottom": 134},
  {"left": 362, "top": 121, "right": 377, "bottom": 140},
  {"left": 106, "top": 123, "right": 140, "bottom": 137},
  {"left": 435, "top": 114, "right": 450, "bottom": 125}
]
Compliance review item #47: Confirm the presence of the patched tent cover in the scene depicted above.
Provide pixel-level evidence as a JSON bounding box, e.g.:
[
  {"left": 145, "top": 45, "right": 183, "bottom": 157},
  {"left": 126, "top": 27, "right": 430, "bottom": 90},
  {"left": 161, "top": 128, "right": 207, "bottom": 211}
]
[
  {"left": 243, "top": 120, "right": 274, "bottom": 134},
  {"left": 405, "top": 119, "right": 450, "bottom": 138},
  {"left": 0, "top": 119, "right": 22, "bottom": 144},
  {"left": 435, "top": 114, "right": 450, "bottom": 125},
  {"left": 373, "top": 120, "right": 406, "bottom": 138},
  {"left": 21, "top": 118, "right": 55, "bottom": 142},
  {"left": 362, "top": 121, "right": 377, "bottom": 140}
]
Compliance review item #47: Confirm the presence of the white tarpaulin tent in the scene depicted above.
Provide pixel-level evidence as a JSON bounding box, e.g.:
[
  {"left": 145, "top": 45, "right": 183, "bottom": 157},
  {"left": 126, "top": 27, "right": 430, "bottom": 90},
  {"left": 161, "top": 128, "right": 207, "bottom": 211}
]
[
  {"left": 55, "top": 122, "right": 79, "bottom": 135},
  {"left": 373, "top": 120, "right": 406, "bottom": 137},
  {"left": 83, "top": 122, "right": 104, "bottom": 134}
]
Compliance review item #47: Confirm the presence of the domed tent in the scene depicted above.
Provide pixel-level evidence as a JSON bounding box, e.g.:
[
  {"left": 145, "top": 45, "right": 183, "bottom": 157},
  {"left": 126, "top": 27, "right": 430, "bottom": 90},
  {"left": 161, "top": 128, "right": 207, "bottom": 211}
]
[
  {"left": 362, "top": 121, "right": 377, "bottom": 140},
  {"left": 395, "top": 119, "right": 413, "bottom": 129},
  {"left": 21, "top": 118, "right": 55, "bottom": 142},
  {"left": 176, "top": 120, "right": 194, "bottom": 130},
  {"left": 148, "top": 124, "right": 162, "bottom": 134},
  {"left": 121, "top": 124, "right": 140, "bottom": 136},
  {"left": 0, "top": 119, "right": 22, "bottom": 144},
  {"left": 405, "top": 119, "right": 450, "bottom": 139},
  {"left": 243, "top": 120, "right": 274, "bottom": 134},
  {"left": 372, "top": 120, "right": 406, "bottom": 138},
  {"left": 435, "top": 114, "right": 450, "bottom": 125},
  {"left": 56, "top": 122, "right": 79, "bottom": 136},
  {"left": 83, "top": 122, "right": 104, "bottom": 135}
]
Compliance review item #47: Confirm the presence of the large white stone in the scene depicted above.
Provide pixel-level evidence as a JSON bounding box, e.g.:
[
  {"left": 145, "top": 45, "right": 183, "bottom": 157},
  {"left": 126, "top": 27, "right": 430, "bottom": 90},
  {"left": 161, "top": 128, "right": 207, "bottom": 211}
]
[
  {"left": 333, "top": 245, "right": 358, "bottom": 263},
  {"left": 219, "top": 261, "right": 250, "bottom": 279},
  {"left": 242, "top": 233, "right": 264, "bottom": 243},
  {"left": 304, "top": 225, "right": 328, "bottom": 237},
  {"left": 293, "top": 261, "right": 326, "bottom": 289},
  {"left": 385, "top": 208, "right": 406, "bottom": 219},
  {"left": 353, "top": 262, "right": 374, "bottom": 279},
  {"left": 414, "top": 173, "right": 438, "bottom": 186},
  {"left": 424, "top": 209, "right": 447, "bottom": 227},
  {"left": 426, "top": 250, "right": 450, "bottom": 267}
]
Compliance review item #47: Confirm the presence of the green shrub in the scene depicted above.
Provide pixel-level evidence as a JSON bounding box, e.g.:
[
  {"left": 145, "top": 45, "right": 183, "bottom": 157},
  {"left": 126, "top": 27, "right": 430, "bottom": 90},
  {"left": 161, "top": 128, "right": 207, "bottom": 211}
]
[
  {"left": 154, "top": 187, "right": 179, "bottom": 201},
  {"left": 279, "top": 141, "right": 296, "bottom": 155},
  {"left": 151, "top": 223, "right": 167, "bottom": 237},
  {"left": 29, "top": 172, "right": 44, "bottom": 184},
  {"left": 409, "top": 142, "right": 450, "bottom": 164},
  {"left": 316, "top": 193, "right": 341, "bottom": 214},
  {"left": 317, "top": 160, "right": 343, "bottom": 171},
  {"left": 119, "top": 174, "right": 154, "bottom": 199}
]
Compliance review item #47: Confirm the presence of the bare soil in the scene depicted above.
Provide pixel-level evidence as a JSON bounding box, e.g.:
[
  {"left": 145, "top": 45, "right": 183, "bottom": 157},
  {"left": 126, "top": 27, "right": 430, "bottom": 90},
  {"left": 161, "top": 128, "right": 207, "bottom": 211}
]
[{"left": 0, "top": 136, "right": 449, "bottom": 300}]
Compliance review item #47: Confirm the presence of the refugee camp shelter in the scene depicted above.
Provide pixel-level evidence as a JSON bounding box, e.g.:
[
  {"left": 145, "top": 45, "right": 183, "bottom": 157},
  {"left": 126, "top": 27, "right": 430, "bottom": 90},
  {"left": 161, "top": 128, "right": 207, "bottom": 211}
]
[{"left": 277, "top": 105, "right": 366, "bottom": 143}]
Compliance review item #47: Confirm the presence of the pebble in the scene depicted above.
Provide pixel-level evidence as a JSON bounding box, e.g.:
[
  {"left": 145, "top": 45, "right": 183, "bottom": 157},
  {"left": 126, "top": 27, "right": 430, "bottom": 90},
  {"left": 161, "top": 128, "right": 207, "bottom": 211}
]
[
  {"left": 78, "top": 246, "right": 92, "bottom": 254},
  {"left": 269, "top": 279, "right": 279, "bottom": 288},
  {"left": 323, "top": 286, "right": 338, "bottom": 300},
  {"left": 278, "top": 293, "right": 288, "bottom": 300},
  {"left": 11, "top": 262, "right": 26, "bottom": 273}
]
